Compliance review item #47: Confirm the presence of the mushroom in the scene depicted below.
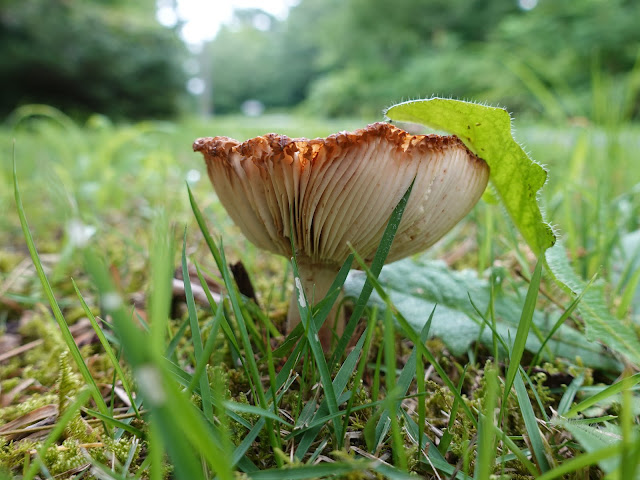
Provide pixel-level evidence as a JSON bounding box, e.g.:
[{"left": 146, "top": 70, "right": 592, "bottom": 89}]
[{"left": 193, "top": 122, "right": 489, "bottom": 350}]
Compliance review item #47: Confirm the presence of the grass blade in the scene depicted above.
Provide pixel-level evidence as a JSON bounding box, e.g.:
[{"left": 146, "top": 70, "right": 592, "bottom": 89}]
[
  {"left": 557, "top": 372, "right": 585, "bottom": 416},
  {"left": 348, "top": 245, "right": 479, "bottom": 427},
  {"left": 290, "top": 254, "right": 343, "bottom": 443},
  {"left": 272, "top": 253, "right": 353, "bottom": 358},
  {"left": 187, "top": 281, "right": 224, "bottom": 395},
  {"left": 401, "top": 409, "right": 472, "bottom": 480},
  {"left": 535, "top": 443, "right": 622, "bottom": 480},
  {"left": 564, "top": 372, "right": 640, "bottom": 418},
  {"left": 84, "top": 245, "right": 234, "bottom": 479},
  {"left": 331, "top": 179, "right": 415, "bottom": 366},
  {"left": 383, "top": 306, "right": 408, "bottom": 470},
  {"left": 340, "top": 307, "right": 377, "bottom": 449},
  {"left": 490, "top": 422, "right": 540, "bottom": 477},
  {"left": 295, "top": 329, "right": 368, "bottom": 458},
  {"left": 72, "top": 279, "right": 139, "bottom": 417},
  {"left": 373, "top": 308, "right": 434, "bottom": 452},
  {"left": 181, "top": 229, "right": 213, "bottom": 422},
  {"left": 13, "top": 159, "right": 110, "bottom": 417},
  {"left": 501, "top": 254, "right": 543, "bottom": 423},
  {"left": 188, "top": 185, "right": 283, "bottom": 462},
  {"left": 514, "top": 370, "right": 549, "bottom": 472},
  {"left": 475, "top": 366, "right": 498, "bottom": 479},
  {"left": 247, "top": 461, "right": 369, "bottom": 479},
  {"left": 148, "top": 212, "right": 174, "bottom": 359},
  {"left": 438, "top": 365, "right": 468, "bottom": 455},
  {"left": 81, "top": 407, "right": 145, "bottom": 438}
]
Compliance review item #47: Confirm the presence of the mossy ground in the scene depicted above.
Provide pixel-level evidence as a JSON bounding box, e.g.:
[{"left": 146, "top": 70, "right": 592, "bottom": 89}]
[{"left": 1, "top": 114, "right": 639, "bottom": 478}]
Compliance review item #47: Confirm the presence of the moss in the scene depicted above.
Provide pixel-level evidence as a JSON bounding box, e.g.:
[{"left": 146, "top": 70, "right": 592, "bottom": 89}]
[
  {"left": 0, "top": 359, "right": 22, "bottom": 385},
  {"left": 43, "top": 439, "right": 86, "bottom": 476},
  {"left": 0, "top": 250, "right": 23, "bottom": 273},
  {"left": 19, "top": 310, "right": 67, "bottom": 387},
  {"left": 0, "top": 439, "right": 38, "bottom": 469},
  {"left": 345, "top": 378, "right": 372, "bottom": 428},
  {"left": 64, "top": 305, "right": 91, "bottom": 325},
  {"left": 57, "top": 351, "right": 81, "bottom": 413},
  {"left": 0, "top": 376, "right": 21, "bottom": 392},
  {"left": 0, "top": 392, "right": 58, "bottom": 424},
  {"left": 85, "top": 350, "right": 118, "bottom": 383},
  {"left": 102, "top": 435, "right": 141, "bottom": 468}
]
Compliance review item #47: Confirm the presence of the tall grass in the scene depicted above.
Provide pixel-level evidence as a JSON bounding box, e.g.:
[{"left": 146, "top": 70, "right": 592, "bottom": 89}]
[{"left": 1, "top": 105, "right": 639, "bottom": 478}]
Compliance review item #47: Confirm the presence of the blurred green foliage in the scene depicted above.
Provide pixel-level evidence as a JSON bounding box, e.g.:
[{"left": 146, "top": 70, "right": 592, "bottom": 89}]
[
  {"left": 210, "top": 0, "right": 640, "bottom": 121},
  {"left": 0, "top": 0, "right": 187, "bottom": 119},
  {"left": 2, "top": 0, "right": 639, "bottom": 122}
]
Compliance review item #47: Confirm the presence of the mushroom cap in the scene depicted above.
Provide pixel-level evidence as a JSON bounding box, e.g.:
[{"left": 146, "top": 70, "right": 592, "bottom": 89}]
[{"left": 193, "top": 122, "right": 489, "bottom": 266}]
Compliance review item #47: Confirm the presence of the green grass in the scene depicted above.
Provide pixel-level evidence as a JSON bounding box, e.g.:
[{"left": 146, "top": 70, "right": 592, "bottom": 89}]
[{"left": 1, "top": 106, "right": 640, "bottom": 479}]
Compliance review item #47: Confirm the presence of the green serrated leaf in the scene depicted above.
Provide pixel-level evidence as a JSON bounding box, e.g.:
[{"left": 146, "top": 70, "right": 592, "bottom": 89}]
[
  {"left": 554, "top": 418, "right": 623, "bottom": 474},
  {"left": 547, "top": 242, "right": 640, "bottom": 366},
  {"left": 385, "top": 97, "right": 555, "bottom": 255}
]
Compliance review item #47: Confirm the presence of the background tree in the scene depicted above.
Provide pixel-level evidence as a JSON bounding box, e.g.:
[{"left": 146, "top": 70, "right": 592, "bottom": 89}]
[
  {"left": 0, "top": 0, "right": 187, "bottom": 119},
  {"left": 207, "top": 0, "right": 640, "bottom": 121},
  {"left": 209, "top": 7, "right": 319, "bottom": 114}
]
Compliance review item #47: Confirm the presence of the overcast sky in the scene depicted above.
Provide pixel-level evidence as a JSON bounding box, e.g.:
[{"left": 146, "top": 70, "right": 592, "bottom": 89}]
[{"left": 156, "top": 0, "right": 296, "bottom": 46}]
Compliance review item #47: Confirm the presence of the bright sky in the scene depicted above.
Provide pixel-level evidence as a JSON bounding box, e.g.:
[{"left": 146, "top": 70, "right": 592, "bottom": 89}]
[{"left": 156, "top": 0, "right": 295, "bottom": 46}]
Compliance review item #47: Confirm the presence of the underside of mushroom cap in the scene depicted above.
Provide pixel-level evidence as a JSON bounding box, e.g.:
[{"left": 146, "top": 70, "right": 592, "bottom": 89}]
[{"left": 193, "top": 122, "right": 489, "bottom": 266}]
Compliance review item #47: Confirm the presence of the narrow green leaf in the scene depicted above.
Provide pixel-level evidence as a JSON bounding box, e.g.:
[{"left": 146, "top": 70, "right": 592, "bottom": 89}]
[
  {"left": 72, "top": 279, "right": 139, "bottom": 417},
  {"left": 148, "top": 212, "right": 173, "bottom": 358},
  {"left": 188, "top": 185, "right": 282, "bottom": 463},
  {"left": 151, "top": 367, "right": 234, "bottom": 479},
  {"left": 82, "top": 407, "right": 145, "bottom": 438},
  {"left": 274, "top": 252, "right": 355, "bottom": 359},
  {"left": 247, "top": 461, "right": 369, "bottom": 480},
  {"left": 13, "top": 160, "right": 109, "bottom": 417},
  {"left": 348, "top": 246, "right": 478, "bottom": 427},
  {"left": 617, "top": 265, "right": 640, "bottom": 319},
  {"left": 295, "top": 330, "right": 368, "bottom": 458},
  {"left": 502, "top": 255, "right": 543, "bottom": 416},
  {"left": 331, "top": 179, "right": 415, "bottom": 366},
  {"left": 165, "top": 317, "right": 190, "bottom": 358},
  {"left": 475, "top": 367, "right": 498, "bottom": 479},
  {"left": 181, "top": 229, "right": 213, "bottom": 422},
  {"left": 383, "top": 307, "right": 407, "bottom": 470},
  {"left": 619, "top": 386, "right": 635, "bottom": 480},
  {"left": 222, "top": 400, "right": 293, "bottom": 426},
  {"left": 374, "top": 308, "right": 434, "bottom": 451},
  {"left": 187, "top": 289, "right": 223, "bottom": 395},
  {"left": 340, "top": 308, "right": 377, "bottom": 447},
  {"left": 370, "top": 463, "right": 418, "bottom": 480},
  {"left": 438, "top": 365, "right": 467, "bottom": 455},
  {"left": 84, "top": 246, "right": 234, "bottom": 479},
  {"left": 557, "top": 372, "right": 585, "bottom": 416},
  {"left": 402, "top": 410, "right": 472, "bottom": 480},
  {"left": 564, "top": 372, "right": 640, "bottom": 418},
  {"left": 290, "top": 254, "right": 343, "bottom": 443},
  {"left": 489, "top": 421, "right": 541, "bottom": 477},
  {"left": 514, "top": 370, "right": 549, "bottom": 472},
  {"left": 529, "top": 275, "right": 594, "bottom": 368}
]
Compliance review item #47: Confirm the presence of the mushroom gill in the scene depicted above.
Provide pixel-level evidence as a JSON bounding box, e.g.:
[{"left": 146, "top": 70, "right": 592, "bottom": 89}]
[{"left": 194, "top": 122, "right": 489, "bottom": 350}]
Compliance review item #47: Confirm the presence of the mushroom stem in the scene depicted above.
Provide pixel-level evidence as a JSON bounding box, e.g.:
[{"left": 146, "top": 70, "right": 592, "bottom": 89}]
[{"left": 287, "top": 261, "right": 344, "bottom": 351}]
